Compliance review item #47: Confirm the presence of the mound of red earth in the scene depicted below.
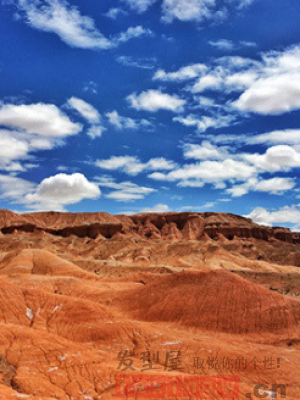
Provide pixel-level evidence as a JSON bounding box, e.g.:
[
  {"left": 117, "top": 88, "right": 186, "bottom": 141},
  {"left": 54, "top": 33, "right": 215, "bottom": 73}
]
[
  {"left": 0, "top": 210, "right": 299, "bottom": 399},
  {"left": 118, "top": 270, "right": 300, "bottom": 334}
]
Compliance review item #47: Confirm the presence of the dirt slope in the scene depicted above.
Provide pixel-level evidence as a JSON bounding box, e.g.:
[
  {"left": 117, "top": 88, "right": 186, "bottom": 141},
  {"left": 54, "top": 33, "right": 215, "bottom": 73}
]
[{"left": 0, "top": 210, "right": 299, "bottom": 399}]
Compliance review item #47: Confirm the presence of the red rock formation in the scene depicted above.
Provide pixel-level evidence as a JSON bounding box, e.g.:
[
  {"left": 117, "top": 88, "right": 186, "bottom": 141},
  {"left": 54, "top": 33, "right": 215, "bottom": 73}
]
[{"left": 0, "top": 209, "right": 300, "bottom": 245}]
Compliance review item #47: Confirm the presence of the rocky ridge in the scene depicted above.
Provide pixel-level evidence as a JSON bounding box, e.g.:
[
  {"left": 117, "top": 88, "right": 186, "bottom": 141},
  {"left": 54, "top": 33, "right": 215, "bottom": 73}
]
[{"left": 0, "top": 209, "right": 298, "bottom": 243}]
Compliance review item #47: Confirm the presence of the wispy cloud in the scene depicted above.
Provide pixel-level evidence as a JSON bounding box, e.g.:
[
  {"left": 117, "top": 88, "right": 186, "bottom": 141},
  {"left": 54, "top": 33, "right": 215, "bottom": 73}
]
[
  {"left": 96, "top": 176, "right": 155, "bottom": 202},
  {"left": 117, "top": 55, "right": 157, "bottom": 70},
  {"left": 9, "top": 0, "right": 152, "bottom": 50},
  {"left": 125, "top": 0, "right": 255, "bottom": 24},
  {"left": 95, "top": 155, "right": 176, "bottom": 176},
  {"left": 66, "top": 97, "right": 105, "bottom": 139}
]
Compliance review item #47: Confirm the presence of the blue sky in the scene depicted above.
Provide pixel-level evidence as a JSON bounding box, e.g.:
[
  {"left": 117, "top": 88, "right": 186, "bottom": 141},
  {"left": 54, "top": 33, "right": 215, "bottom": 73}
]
[{"left": 2, "top": 0, "right": 300, "bottom": 228}]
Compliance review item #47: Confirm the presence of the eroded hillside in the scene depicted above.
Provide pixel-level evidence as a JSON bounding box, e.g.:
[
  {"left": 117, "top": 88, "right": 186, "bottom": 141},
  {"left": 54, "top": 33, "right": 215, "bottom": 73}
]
[{"left": 0, "top": 210, "right": 299, "bottom": 399}]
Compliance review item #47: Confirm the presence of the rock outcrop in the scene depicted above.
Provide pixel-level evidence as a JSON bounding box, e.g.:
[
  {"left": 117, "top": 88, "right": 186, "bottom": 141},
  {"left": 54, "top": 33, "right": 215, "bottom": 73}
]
[{"left": 0, "top": 209, "right": 299, "bottom": 244}]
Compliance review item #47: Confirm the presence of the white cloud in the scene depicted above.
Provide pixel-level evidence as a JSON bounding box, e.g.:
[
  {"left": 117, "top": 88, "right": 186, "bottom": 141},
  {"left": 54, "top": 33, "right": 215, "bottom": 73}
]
[
  {"left": 177, "top": 180, "right": 205, "bottom": 188},
  {"left": 233, "top": 73, "right": 300, "bottom": 115},
  {"left": 149, "top": 159, "right": 256, "bottom": 184},
  {"left": 0, "top": 131, "right": 29, "bottom": 162},
  {"left": 127, "top": 90, "right": 186, "bottom": 112},
  {"left": 95, "top": 156, "right": 143, "bottom": 175},
  {"left": 87, "top": 125, "right": 105, "bottom": 139},
  {"left": 0, "top": 174, "right": 36, "bottom": 202},
  {"left": 106, "top": 191, "right": 145, "bottom": 201},
  {"left": 209, "top": 39, "right": 234, "bottom": 51},
  {"left": 183, "top": 141, "right": 229, "bottom": 160},
  {"left": 224, "top": 71, "right": 258, "bottom": 91},
  {"left": 243, "top": 145, "right": 300, "bottom": 173},
  {"left": 192, "top": 73, "right": 223, "bottom": 92},
  {"left": 247, "top": 206, "right": 300, "bottom": 228},
  {"left": 124, "top": 0, "right": 157, "bottom": 13},
  {"left": 157, "top": 45, "right": 300, "bottom": 117},
  {"left": 140, "top": 203, "right": 170, "bottom": 212},
  {"left": 231, "top": 46, "right": 300, "bottom": 114},
  {"left": 0, "top": 172, "right": 100, "bottom": 211},
  {"left": 95, "top": 155, "right": 176, "bottom": 175},
  {"left": 25, "top": 173, "right": 100, "bottom": 210},
  {"left": 246, "top": 129, "right": 300, "bottom": 146},
  {"left": 14, "top": 0, "right": 113, "bottom": 49},
  {"left": 228, "top": 177, "right": 296, "bottom": 197},
  {"left": 146, "top": 158, "right": 176, "bottom": 170},
  {"left": 106, "top": 110, "right": 151, "bottom": 130},
  {"left": 96, "top": 177, "right": 155, "bottom": 202},
  {"left": 153, "top": 63, "right": 207, "bottom": 82},
  {"left": 67, "top": 97, "right": 100, "bottom": 124},
  {"left": 0, "top": 102, "right": 81, "bottom": 137},
  {"left": 145, "top": 141, "right": 300, "bottom": 196},
  {"left": 254, "top": 177, "right": 296, "bottom": 193},
  {"left": 104, "top": 7, "right": 127, "bottom": 19},
  {"left": 66, "top": 97, "right": 105, "bottom": 139},
  {"left": 209, "top": 39, "right": 256, "bottom": 51},
  {"left": 115, "top": 26, "right": 153, "bottom": 43},
  {"left": 83, "top": 81, "right": 98, "bottom": 94},
  {"left": 124, "top": 0, "right": 254, "bottom": 23},
  {"left": 174, "top": 114, "right": 235, "bottom": 133},
  {"left": 11, "top": 0, "right": 151, "bottom": 50},
  {"left": 161, "top": 0, "right": 224, "bottom": 23},
  {"left": 117, "top": 56, "right": 156, "bottom": 69},
  {"left": 0, "top": 102, "right": 82, "bottom": 171}
]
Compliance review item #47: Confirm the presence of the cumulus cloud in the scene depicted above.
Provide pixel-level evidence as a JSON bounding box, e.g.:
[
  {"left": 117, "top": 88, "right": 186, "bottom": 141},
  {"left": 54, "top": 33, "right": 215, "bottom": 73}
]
[
  {"left": 0, "top": 173, "right": 100, "bottom": 211},
  {"left": 25, "top": 173, "right": 100, "bottom": 210},
  {"left": 155, "top": 45, "right": 300, "bottom": 119},
  {"left": 247, "top": 206, "right": 300, "bottom": 228},
  {"left": 146, "top": 141, "right": 300, "bottom": 196},
  {"left": 127, "top": 90, "right": 186, "bottom": 112},
  {"left": 233, "top": 73, "right": 300, "bottom": 115},
  {"left": 0, "top": 102, "right": 80, "bottom": 137},
  {"left": 0, "top": 102, "right": 82, "bottom": 171},
  {"left": 95, "top": 155, "right": 176, "bottom": 176},
  {"left": 232, "top": 46, "right": 300, "bottom": 114},
  {"left": 9, "top": 0, "right": 151, "bottom": 50},
  {"left": 243, "top": 145, "right": 300, "bottom": 173}
]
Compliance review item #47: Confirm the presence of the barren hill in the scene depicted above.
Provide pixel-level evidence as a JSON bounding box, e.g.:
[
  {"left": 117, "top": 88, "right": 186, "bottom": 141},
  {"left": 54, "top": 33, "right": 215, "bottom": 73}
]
[{"left": 0, "top": 210, "right": 299, "bottom": 399}]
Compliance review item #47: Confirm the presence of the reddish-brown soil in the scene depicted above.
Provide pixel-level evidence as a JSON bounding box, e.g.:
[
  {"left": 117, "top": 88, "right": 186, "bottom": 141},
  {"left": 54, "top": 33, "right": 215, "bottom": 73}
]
[{"left": 0, "top": 210, "right": 299, "bottom": 399}]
